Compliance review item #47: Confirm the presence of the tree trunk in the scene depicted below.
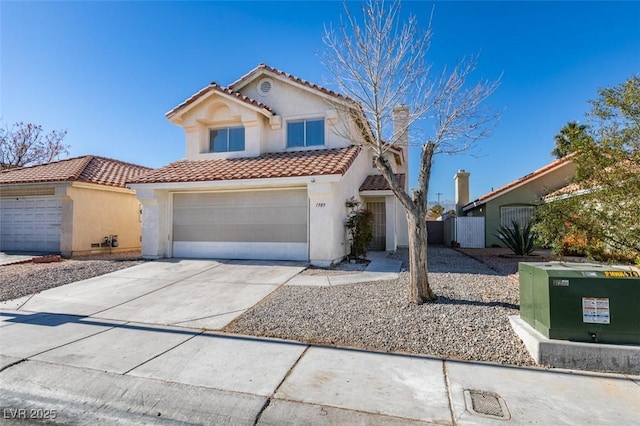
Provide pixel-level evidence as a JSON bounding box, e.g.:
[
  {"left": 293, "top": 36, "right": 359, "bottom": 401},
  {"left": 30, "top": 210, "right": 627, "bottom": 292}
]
[{"left": 407, "top": 210, "right": 436, "bottom": 304}]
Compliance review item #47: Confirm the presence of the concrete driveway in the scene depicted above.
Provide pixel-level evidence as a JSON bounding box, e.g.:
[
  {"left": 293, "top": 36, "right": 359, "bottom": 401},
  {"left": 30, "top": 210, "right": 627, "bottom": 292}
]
[{"left": 4, "top": 258, "right": 306, "bottom": 329}]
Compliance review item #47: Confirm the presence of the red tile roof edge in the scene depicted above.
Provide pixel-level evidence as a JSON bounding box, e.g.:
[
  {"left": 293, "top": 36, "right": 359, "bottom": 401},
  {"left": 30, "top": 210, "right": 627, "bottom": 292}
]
[
  {"left": 359, "top": 174, "right": 406, "bottom": 192},
  {"left": 0, "top": 155, "right": 152, "bottom": 188},
  {"left": 165, "top": 82, "right": 274, "bottom": 119},
  {"left": 229, "top": 63, "right": 353, "bottom": 103},
  {"left": 127, "top": 146, "right": 361, "bottom": 185},
  {"left": 464, "top": 154, "right": 575, "bottom": 208}
]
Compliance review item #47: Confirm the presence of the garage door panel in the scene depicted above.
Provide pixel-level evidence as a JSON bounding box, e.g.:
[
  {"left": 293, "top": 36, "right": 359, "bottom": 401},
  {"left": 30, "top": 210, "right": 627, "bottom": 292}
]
[
  {"left": 173, "top": 205, "right": 306, "bottom": 226},
  {"left": 174, "top": 224, "right": 307, "bottom": 243},
  {"left": 0, "top": 196, "right": 61, "bottom": 252},
  {"left": 173, "top": 242, "right": 308, "bottom": 261},
  {"left": 172, "top": 190, "right": 308, "bottom": 260}
]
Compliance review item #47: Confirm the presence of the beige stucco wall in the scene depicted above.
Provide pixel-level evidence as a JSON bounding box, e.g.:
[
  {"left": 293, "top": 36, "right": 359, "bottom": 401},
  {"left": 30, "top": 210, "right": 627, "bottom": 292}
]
[
  {"left": 466, "top": 162, "right": 576, "bottom": 247},
  {"left": 241, "top": 77, "right": 350, "bottom": 152},
  {"left": 175, "top": 75, "right": 353, "bottom": 163},
  {"left": 65, "top": 183, "right": 142, "bottom": 256}
]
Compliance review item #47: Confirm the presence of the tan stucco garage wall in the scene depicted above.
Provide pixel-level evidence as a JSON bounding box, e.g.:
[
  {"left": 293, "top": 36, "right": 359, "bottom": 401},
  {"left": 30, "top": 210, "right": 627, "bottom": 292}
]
[{"left": 67, "top": 184, "right": 141, "bottom": 256}]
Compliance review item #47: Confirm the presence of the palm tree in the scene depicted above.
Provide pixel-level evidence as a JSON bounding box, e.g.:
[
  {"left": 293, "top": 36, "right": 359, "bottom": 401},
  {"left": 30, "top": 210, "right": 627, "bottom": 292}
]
[{"left": 551, "top": 121, "right": 590, "bottom": 158}]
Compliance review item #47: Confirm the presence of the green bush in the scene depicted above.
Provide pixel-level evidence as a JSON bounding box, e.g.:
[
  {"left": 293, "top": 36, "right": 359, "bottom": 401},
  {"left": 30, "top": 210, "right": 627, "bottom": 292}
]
[
  {"left": 495, "top": 220, "right": 535, "bottom": 256},
  {"left": 345, "top": 197, "right": 374, "bottom": 259}
]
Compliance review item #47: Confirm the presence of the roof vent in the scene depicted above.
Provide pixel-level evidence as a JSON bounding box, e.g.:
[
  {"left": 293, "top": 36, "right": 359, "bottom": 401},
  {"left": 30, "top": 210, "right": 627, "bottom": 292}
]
[{"left": 259, "top": 78, "right": 272, "bottom": 96}]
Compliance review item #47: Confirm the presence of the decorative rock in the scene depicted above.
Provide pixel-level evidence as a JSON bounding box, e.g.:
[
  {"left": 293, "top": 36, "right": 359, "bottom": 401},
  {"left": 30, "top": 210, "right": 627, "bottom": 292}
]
[{"left": 225, "top": 246, "right": 537, "bottom": 367}]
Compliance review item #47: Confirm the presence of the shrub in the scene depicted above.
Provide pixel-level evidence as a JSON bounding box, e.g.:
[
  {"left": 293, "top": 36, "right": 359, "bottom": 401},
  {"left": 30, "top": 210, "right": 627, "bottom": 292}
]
[
  {"left": 495, "top": 220, "right": 535, "bottom": 256},
  {"left": 345, "top": 197, "right": 374, "bottom": 259}
]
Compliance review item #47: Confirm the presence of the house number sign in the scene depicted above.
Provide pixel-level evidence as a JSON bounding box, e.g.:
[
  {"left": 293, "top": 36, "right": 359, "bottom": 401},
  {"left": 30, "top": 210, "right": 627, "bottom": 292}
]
[{"left": 315, "top": 203, "right": 326, "bottom": 208}]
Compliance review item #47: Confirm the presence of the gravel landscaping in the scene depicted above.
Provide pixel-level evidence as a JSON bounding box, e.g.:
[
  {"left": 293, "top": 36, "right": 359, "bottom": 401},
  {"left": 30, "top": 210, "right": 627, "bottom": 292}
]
[
  {"left": 456, "top": 247, "right": 555, "bottom": 275},
  {"left": 225, "top": 246, "right": 537, "bottom": 367},
  {"left": 0, "top": 253, "right": 145, "bottom": 302}
]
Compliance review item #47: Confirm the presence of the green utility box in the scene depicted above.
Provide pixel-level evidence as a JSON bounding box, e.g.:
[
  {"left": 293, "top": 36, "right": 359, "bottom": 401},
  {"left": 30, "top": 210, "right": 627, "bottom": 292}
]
[{"left": 519, "top": 262, "right": 640, "bottom": 344}]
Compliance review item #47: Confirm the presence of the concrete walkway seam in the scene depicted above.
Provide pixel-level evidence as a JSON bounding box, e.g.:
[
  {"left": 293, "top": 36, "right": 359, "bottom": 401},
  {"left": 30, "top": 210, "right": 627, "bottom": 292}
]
[
  {"left": 15, "top": 294, "right": 35, "bottom": 311},
  {"left": 170, "top": 308, "right": 249, "bottom": 326},
  {"left": 442, "top": 360, "right": 457, "bottom": 426},
  {"left": 253, "top": 345, "right": 311, "bottom": 425},
  {"left": 18, "top": 321, "right": 121, "bottom": 361},
  {"left": 122, "top": 330, "right": 205, "bottom": 375},
  {"left": 0, "top": 357, "right": 27, "bottom": 373}
]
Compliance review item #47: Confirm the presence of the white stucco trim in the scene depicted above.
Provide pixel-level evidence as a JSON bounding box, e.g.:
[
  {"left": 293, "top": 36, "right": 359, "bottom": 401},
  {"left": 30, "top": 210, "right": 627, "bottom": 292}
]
[
  {"left": 70, "top": 181, "right": 136, "bottom": 194},
  {"left": 168, "top": 88, "right": 274, "bottom": 124},
  {"left": 129, "top": 174, "right": 342, "bottom": 191},
  {"left": 359, "top": 190, "right": 394, "bottom": 196}
]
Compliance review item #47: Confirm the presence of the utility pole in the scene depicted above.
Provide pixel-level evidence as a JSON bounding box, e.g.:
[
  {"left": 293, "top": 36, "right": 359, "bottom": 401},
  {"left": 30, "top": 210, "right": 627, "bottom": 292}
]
[{"left": 436, "top": 192, "right": 443, "bottom": 205}]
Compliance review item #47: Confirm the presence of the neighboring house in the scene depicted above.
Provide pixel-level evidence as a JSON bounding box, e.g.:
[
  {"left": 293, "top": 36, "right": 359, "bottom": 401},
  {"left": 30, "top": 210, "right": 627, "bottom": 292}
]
[
  {"left": 128, "top": 63, "right": 409, "bottom": 266},
  {"left": 0, "top": 156, "right": 152, "bottom": 256},
  {"left": 456, "top": 155, "right": 576, "bottom": 247}
]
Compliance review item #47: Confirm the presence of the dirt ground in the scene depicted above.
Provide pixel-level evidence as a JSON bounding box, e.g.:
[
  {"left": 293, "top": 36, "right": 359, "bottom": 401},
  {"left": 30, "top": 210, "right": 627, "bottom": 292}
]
[{"left": 455, "top": 247, "right": 555, "bottom": 275}]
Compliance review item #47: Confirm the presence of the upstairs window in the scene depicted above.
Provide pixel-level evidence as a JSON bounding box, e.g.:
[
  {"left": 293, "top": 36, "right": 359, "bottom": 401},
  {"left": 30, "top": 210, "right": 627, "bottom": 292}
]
[
  {"left": 287, "top": 118, "right": 324, "bottom": 148},
  {"left": 210, "top": 126, "right": 245, "bottom": 152}
]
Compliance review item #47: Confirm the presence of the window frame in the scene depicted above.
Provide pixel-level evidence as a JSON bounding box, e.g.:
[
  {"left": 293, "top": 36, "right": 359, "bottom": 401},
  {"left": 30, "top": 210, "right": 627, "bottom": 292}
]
[
  {"left": 500, "top": 205, "right": 535, "bottom": 229},
  {"left": 209, "top": 126, "right": 245, "bottom": 153},
  {"left": 286, "top": 118, "right": 325, "bottom": 148}
]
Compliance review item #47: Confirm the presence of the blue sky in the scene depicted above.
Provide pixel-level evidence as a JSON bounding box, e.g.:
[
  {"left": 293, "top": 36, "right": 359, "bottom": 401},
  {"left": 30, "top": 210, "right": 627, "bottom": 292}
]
[{"left": 2, "top": 1, "right": 639, "bottom": 203}]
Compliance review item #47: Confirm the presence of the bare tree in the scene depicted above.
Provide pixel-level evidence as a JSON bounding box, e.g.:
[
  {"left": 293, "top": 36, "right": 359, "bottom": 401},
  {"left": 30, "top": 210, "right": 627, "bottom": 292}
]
[
  {"left": 0, "top": 122, "right": 69, "bottom": 170},
  {"left": 322, "top": 0, "right": 500, "bottom": 303}
]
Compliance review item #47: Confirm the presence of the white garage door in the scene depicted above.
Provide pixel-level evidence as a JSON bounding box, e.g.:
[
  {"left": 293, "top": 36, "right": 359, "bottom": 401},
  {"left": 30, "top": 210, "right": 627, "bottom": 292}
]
[
  {"left": 0, "top": 196, "right": 62, "bottom": 252},
  {"left": 172, "top": 189, "right": 308, "bottom": 261}
]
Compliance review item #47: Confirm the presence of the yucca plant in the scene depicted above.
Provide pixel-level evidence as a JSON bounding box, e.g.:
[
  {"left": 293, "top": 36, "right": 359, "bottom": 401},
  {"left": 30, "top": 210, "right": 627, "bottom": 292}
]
[{"left": 495, "top": 220, "right": 536, "bottom": 256}]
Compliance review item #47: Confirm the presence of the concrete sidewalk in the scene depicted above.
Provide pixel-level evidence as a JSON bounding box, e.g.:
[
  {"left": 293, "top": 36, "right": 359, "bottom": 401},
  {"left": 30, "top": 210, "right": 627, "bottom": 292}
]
[{"left": 0, "top": 310, "right": 638, "bottom": 425}]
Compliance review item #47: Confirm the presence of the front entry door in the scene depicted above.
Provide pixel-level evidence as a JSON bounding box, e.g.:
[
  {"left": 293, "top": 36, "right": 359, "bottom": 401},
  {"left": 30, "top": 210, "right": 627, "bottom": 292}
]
[{"left": 367, "top": 201, "right": 386, "bottom": 251}]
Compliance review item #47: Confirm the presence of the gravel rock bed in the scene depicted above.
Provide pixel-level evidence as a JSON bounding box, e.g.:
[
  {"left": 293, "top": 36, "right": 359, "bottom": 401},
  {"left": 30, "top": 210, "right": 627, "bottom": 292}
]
[
  {"left": 456, "top": 247, "right": 554, "bottom": 275},
  {"left": 0, "top": 254, "right": 145, "bottom": 302},
  {"left": 225, "top": 246, "right": 537, "bottom": 367}
]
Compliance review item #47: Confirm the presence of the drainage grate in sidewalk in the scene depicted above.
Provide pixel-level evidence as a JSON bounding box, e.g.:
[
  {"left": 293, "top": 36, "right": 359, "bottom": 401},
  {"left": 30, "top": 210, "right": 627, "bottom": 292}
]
[{"left": 464, "top": 390, "right": 510, "bottom": 420}]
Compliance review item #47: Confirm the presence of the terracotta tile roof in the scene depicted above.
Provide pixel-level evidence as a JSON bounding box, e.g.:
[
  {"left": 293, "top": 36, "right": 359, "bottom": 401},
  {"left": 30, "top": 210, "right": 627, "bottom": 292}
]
[
  {"left": 463, "top": 154, "right": 575, "bottom": 210},
  {"left": 166, "top": 82, "right": 274, "bottom": 119},
  {"left": 359, "top": 174, "right": 406, "bottom": 191},
  {"left": 0, "top": 156, "right": 152, "bottom": 188},
  {"left": 229, "top": 63, "right": 352, "bottom": 102},
  {"left": 545, "top": 182, "right": 582, "bottom": 199},
  {"left": 128, "top": 146, "right": 361, "bottom": 184}
]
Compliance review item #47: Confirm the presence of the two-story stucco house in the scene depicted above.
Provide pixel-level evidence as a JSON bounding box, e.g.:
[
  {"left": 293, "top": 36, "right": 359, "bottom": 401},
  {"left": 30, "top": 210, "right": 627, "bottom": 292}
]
[{"left": 128, "top": 64, "right": 408, "bottom": 266}]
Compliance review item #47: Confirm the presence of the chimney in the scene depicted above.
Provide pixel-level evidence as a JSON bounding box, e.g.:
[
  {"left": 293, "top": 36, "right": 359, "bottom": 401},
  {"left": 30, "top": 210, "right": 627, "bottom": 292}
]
[
  {"left": 392, "top": 104, "right": 409, "bottom": 148},
  {"left": 454, "top": 169, "right": 470, "bottom": 216}
]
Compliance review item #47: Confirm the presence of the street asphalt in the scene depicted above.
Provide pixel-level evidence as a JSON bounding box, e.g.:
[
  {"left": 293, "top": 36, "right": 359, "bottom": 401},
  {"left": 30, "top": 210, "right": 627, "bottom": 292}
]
[{"left": 0, "top": 257, "right": 638, "bottom": 425}]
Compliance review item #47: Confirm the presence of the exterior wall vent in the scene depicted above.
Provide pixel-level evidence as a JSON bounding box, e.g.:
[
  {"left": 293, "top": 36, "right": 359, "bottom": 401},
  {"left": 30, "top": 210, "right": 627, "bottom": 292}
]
[{"left": 258, "top": 78, "right": 272, "bottom": 96}]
